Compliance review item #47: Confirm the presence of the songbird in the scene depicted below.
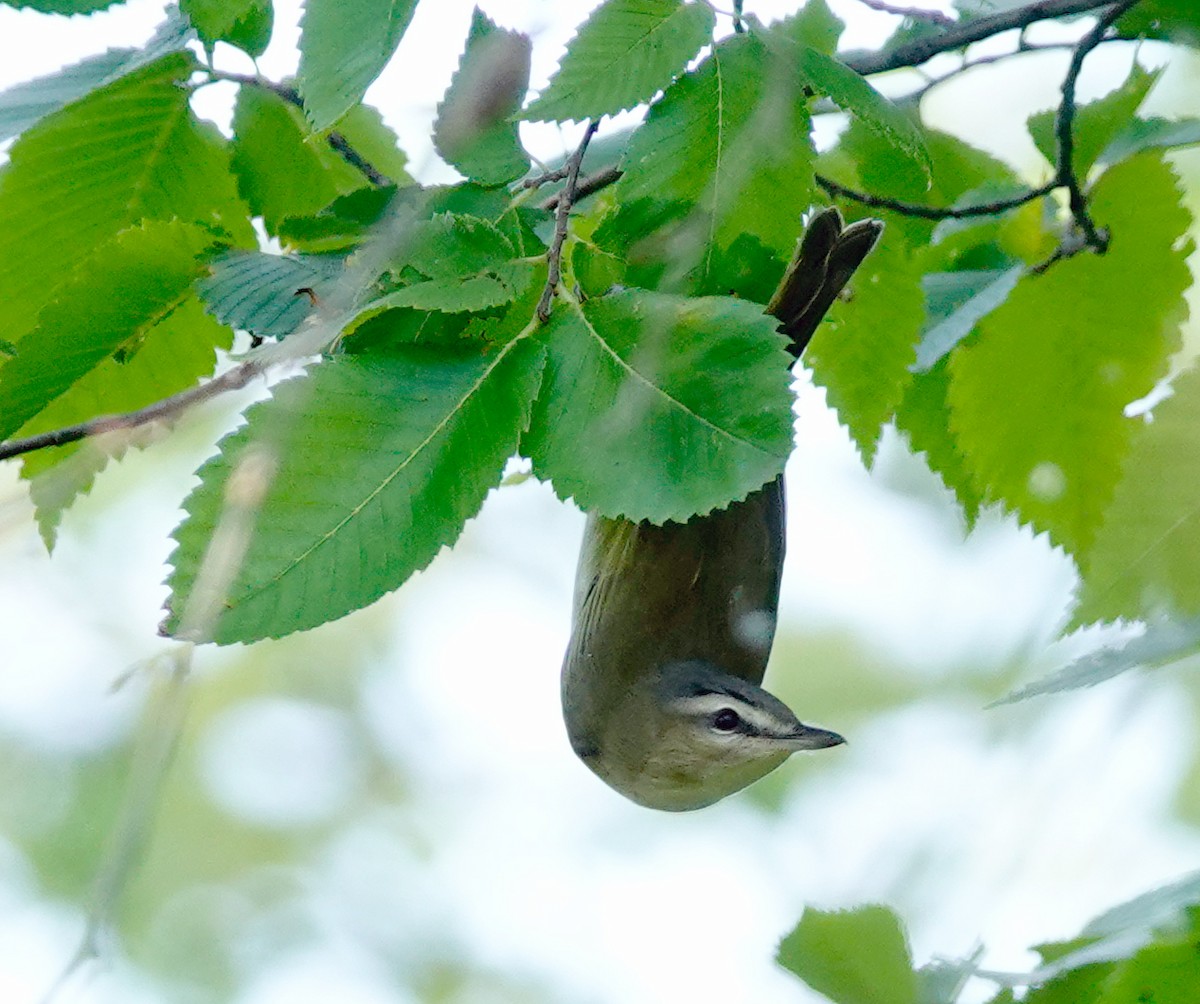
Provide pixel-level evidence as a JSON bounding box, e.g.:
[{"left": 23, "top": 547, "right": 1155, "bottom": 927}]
[{"left": 561, "top": 209, "right": 883, "bottom": 810}]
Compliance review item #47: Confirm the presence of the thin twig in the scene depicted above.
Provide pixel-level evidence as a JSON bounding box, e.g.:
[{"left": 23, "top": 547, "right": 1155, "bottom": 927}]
[
  {"left": 855, "top": 0, "right": 956, "bottom": 29},
  {"left": 208, "top": 71, "right": 392, "bottom": 187},
  {"left": 1053, "top": 0, "right": 1140, "bottom": 253},
  {"left": 816, "top": 175, "right": 1057, "bottom": 218},
  {"left": 537, "top": 120, "right": 600, "bottom": 322},
  {"left": 907, "top": 41, "right": 1083, "bottom": 102},
  {"left": 521, "top": 165, "right": 571, "bottom": 190},
  {"left": 732, "top": 0, "right": 745, "bottom": 33},
  {"left": 541, "top": 164, "right": 623, "bottom": 212},
  {"left": 0, "top": 361, "right": 263, "bottom": 462},
  {"left": 842, "top": 0, "right": 1127, "bottom": 75}
]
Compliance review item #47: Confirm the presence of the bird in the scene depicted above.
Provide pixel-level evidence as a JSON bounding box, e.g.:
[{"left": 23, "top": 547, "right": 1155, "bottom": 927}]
[{"left": 561, "top": 208, "right": 883, "bottom": 810}]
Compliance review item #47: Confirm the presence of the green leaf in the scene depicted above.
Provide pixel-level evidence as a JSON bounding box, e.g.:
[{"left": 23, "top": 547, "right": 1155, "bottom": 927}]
[
  {"left": 406, "top": 213, "right": 515, "bottom": 278},
  {"left": 1028, "top": 63, "right": 1159, "bottom": 180},
  {"left": 1118, "top": 0, "right": 1200, "bottom": 46},
  {"left": 1, "top": 0, "right": 124, "bottom": 11},
  {"left": 182, "top": 0, "right": 272, "bottom": 55},
  {"left": 0, "top": 9, "right": 192, "bottom": 142},
  {"left": 913, "top": 266, "right": 1022, "bottom": 372},
  {"left": 198, "top": 251, "right": 345, "bottom": 341},
  {"left": 606, "top": 29, "right": 816, "bottom": 289},
  {"left": 296, "top": 0, "right": 419, "bottom": 130},
  {"left": 18, "top": 298, "right": 233, "bottom": 549},
  {"left": 1075, "top": 362, "right": 1200, "bottom": 624},
  {"left": 895, "top": 357, "right": 983, "bottom": 527},
  {"left": 777, "top": 905, "right": 918, "bottom": 1004},
  {"left": 1098, "top": 116, "right": 1200, "bottom": 167},
  {"left": 524, "top": 0, "right": 714, "bottom": 122},
  {"left": 0, "top": 221, "right": 221, "bottom": 441},
  {"left": 779, "top": 0, "right": 844, "bottom": 54},
  {"left": 165, "top": 339, "right": 545, "bottom": 643},
  {"left": 917, "top": 950, "right": 982, "bottom": 1004},
  {"left": 370, "top": 260, "right": 536, "bottom": 313},
  {"left": 0, "top": 53, "right": 253, "bottom": 351},
  {"left": 795, "top": 44, "right": 931, "bottom": 180},
  {"left": 947, "top": 154, "right": 1191, "bottom": 556},
  {"left": 996, "top": 617, "right": 1200, "bottom": 704},
  {"left": 523, "top": 290, "right": 793, "bottom": 523},
  {"left": 434, "top": 8, "right": 530, "bottom": 185},
  {"left": 1096, "top": 934, "right": 1200, "bottom": 1004},
  {"left": 230, "top": 87, "right": 406, "bottom": 235},
  {"left": 807, "top": 231, "right": 924, "bottom": 464}
]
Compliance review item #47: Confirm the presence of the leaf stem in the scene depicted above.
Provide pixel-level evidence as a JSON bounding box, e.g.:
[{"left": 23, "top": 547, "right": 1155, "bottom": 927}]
[{"left": 537, "top": 120, "right": 600, "bottom": 323}]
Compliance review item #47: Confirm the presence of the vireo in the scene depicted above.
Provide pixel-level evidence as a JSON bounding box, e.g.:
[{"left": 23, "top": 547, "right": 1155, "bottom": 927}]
[{"left": 562, "top": 209, "right": 883, "bottom": 810}]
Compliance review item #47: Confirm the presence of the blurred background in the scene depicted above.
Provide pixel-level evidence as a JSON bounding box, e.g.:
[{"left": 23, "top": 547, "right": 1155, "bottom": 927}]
[{"left": 1, "top": 1, "right": 1199, "bottom": 1001}]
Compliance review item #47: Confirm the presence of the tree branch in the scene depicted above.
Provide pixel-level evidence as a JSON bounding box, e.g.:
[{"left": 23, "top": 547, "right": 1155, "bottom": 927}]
[
  {"left": 842, "top": 0, "right": 1128, "bottom": 75},
  {"left": 209, "top": 72, "right": 393, "bottom": 188},
  {"left": 815, "top": 175, "right": 1057, "bottom": 218},
  {"left": 0, "top": 361, "right": 263, "bottom": 462},
  {"left": 538, "top": 121, "right": 600, "bottom": 322}
]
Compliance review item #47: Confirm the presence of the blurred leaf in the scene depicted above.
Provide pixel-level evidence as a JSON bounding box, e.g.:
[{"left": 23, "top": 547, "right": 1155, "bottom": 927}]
[
  {"left": 230, "top": 87, "right": 407, "bottom": 235},
  {"left": 777, "top": 905, "right": 918, "bottom": 1004},
  {"left": 297, "top": 0, "right": 419, "bottom": 130},
  {"left": 275, "top": 185, "right": 399, "bottom": 252},
  {"left": 807, "top": 231, "right": 924, "bottom": 464},
  {"left": 1099, "top": 116, "right": 1200, "bottom": 166},
  {"left": 19, "top": 298, "right": 233, "bottom": 549},
  {"left": 0, "top": 8, "right": 192, "bottom": 142},
  {"left": 182, "top": 0, "right": 272, "bottom": 55},
  {"left": 165, "top": 340, "right": 545, "bottom": 643},
  {"left": 0, "top": 53, "right": 253, "bottom": 351},
  {"left": 368, "top": 260, "right": 537, "bottom": 313},
  {"left": 1118, "top": 0, "right": 1200, "bottom": 45},
  {"left": 0, "top": 221, "right": 222, "bottom": 441},
  {"left": 434, "top": 8, "right": 531, "bottom": 185},
  {"left": 1076, "top": 362, "right": 1200, "bottom": 624},
  {"left": 997, "top": 618, "right": 1200, "bottom": 704},
  {"left": 895, "top": 356, "right": 983, "bottom": 526},
  {"left": 198, "top": 251, "right": 345, "bottom": 341},
  {"left": 918, "top": 949, "right": 982, "bottom": 1004},
  {"left": 947, "top": 154, "right": 1191, "bottom": 556},
  {"left": 1, "top": 0, "right": 124, "bottom": 10},
  {"left": 779, "top": 0, "right": 843, "bottom": 53},
  {"left": 523, "top": 0, "right": 714, "bottom": 122},
  {"left": 913, "top": 266, "right": 1022, "bottom": 372},
  {"left": 1028, "top": 64, "right": 1159, "bottom": 179}
]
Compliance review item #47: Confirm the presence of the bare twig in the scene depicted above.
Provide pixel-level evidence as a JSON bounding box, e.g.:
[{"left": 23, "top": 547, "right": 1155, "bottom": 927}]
[
  {"left": 537, "top": 120, "right": 600, "bottom": 322},
  {"left": 732, "top": 0, "right": 745, "bottom": 33},
  {"left": 0, "top": 361, "right": 263, "bottom": 462},
  {"left": 1053, "top": 0, "right": 1141, "bottom": 253},
  {"left": 521, "top": 165, "right": 571, "bottom": 190},
  {"left": 208, "top": 71, "right": 393, "bottom": 187},
  {"left": 855, "top": 0, "right": 956, "bottom": 29},
  {"left": 816, "top": 175, "right": 1058, "bottom": 218},
  {"left": 842, "top": 0, "right": 1127, "bottom": 75},
  {"left": 906, "top": 41, "right": 1082, "bottom": 102}
]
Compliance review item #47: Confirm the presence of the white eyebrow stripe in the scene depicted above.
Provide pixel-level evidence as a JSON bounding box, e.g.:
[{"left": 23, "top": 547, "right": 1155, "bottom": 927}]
[{"left": 673, "top": 693, "right": 783, "bottom": 735}]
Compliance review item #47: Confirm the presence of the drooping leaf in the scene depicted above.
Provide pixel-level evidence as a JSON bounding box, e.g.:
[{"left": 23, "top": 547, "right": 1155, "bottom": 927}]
[
  {"left": 913, "top": 266, "right": 1023, "bottom": 372},
  {"left": 18, "top": 298, "right": 234, "bottom": 549},
  {"left": 793, "top": 43, "right": 931, "bottom": 180},
  {"left": 1075, "top": 362, "right": 1200, "bottom": 624},
  {"left": 1028, "top": 63, "right": 1159, "bottom": 180},
  {"left": 0, "top": 53, "right": 253, "bottom": 351},
  {"left": 0, "top": 8, "right": 192, "bottom": 142},
  {"left": 182, "top": 0, "right": 272, "bottom": 55},
  {"left": 198, "top": 251, "right": 346, "bottom": 342},
  {"left": 296, "top": 0, "right": 420, "bottom": 130},
  {"left": 947, "top": 154, "right": 1191, "bottom": 556},
  {"left": 165, "top": 339, "right": 545, "bottom": 643},
  {"left": 605, "top": 29, "right": 816, "bottom": 291},
  {"left": 996, "top": 617, "right": 1200, "bottom": 704},
  {"left": 523, "top": 0, "right": 714, "bottom": 122},
  {"left": 777, "top": 905, "right": 918, "bottom": 1004},
  {"left": 523, "top": 290, "right": 793, "bottom": 523},
  {"left": 230, "top": 86, "right": 407, "bottom": 234},
  {"left": 0, "top": 221, "right": 222, "bottom": 441},
  {"left": 806, "top": 230, "right": 925, "bottom": 464},
  {"left": 434, "top": 8, "right": 531, "bottom": 185}
]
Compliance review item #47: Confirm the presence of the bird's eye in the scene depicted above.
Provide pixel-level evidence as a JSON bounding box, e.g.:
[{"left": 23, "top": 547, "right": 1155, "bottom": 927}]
[{"left": 711, "top": 708, "right": 741, "bottom": 732}]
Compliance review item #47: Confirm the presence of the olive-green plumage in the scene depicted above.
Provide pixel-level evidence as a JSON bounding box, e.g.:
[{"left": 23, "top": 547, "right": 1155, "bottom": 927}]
[{"left": 562, "top": 209, "right": 882, "bottom": 810}]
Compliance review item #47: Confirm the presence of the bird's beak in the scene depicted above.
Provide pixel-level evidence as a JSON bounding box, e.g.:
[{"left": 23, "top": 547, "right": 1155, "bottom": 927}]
[{"left": 783, "top": 724, "right": 845, "bottom": 751}]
